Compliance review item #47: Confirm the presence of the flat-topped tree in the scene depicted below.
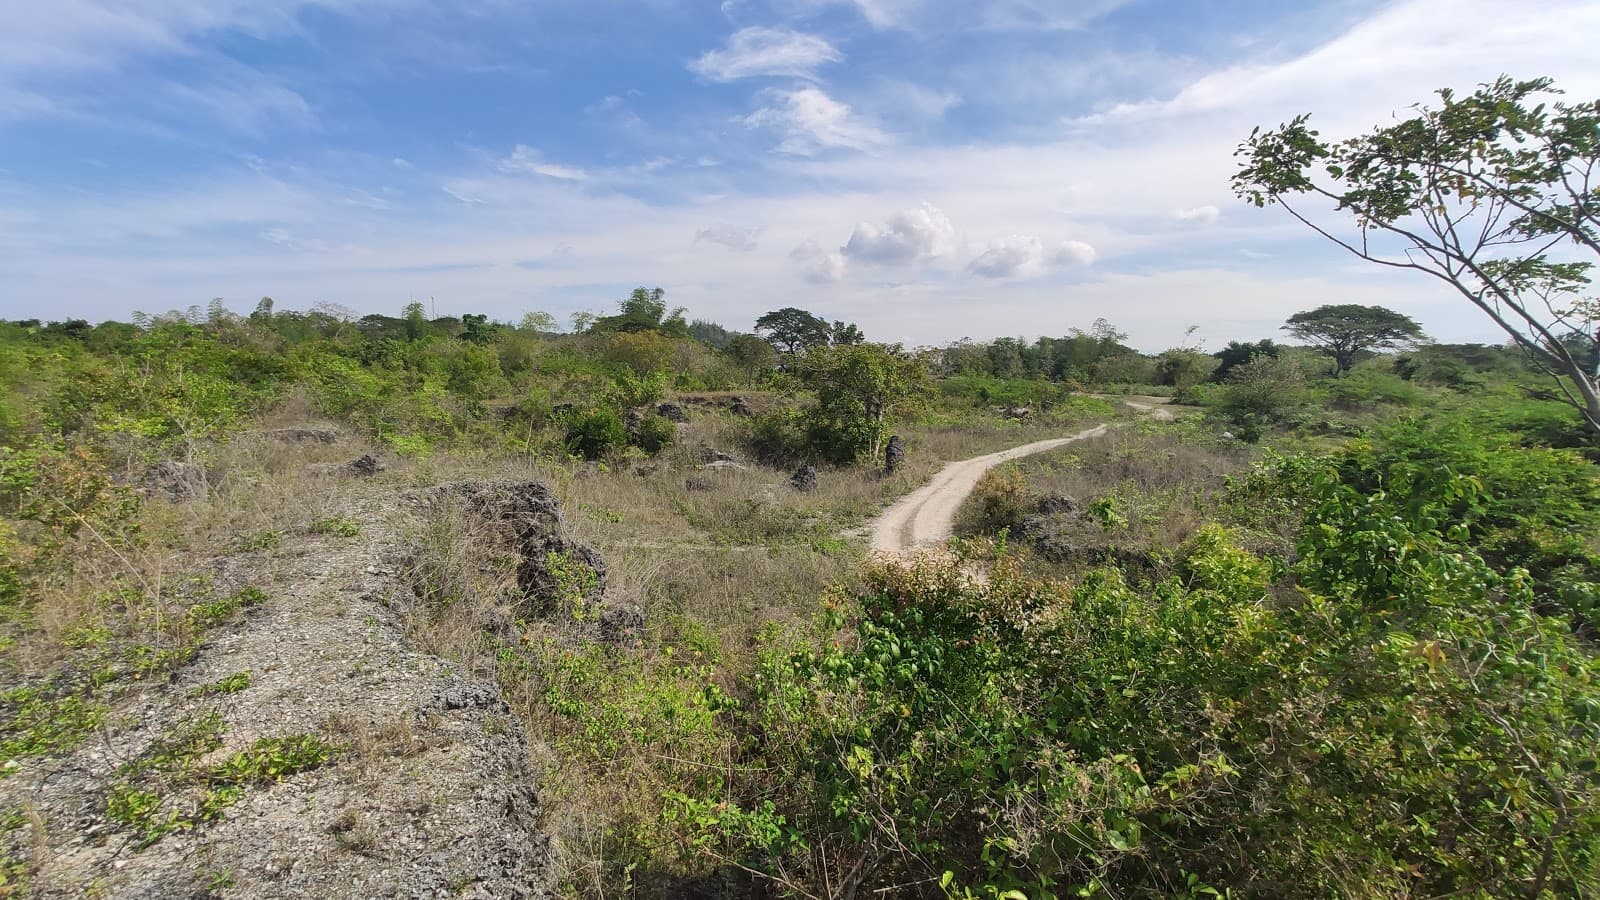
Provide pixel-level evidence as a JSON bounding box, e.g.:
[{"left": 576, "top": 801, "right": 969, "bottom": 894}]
[
  {"left": 755, "top": 307, "right": 832, "bottom": 355},
  {"left": 1236, "top": 75, "right": 1600, "bottom": 438},
  {"left": 1283, "top": 304, "right": 1424, "bottom": 376}
]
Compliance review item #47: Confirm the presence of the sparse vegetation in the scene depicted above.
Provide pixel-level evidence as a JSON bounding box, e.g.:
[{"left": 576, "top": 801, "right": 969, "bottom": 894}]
[{"left": 3, "top": 272, "right": 1598, "bottom": 897}]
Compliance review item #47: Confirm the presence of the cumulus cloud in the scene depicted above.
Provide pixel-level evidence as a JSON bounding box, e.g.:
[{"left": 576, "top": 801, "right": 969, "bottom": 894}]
[
  {"left": 841, "top": 202, "right": 955, "bottom": 265},
  {"left": 968, "top": 235, "right": 1096, "bottom": 278},
  {"left": 689, "top": 27, "right": 842, "bottom": 82},
  {"left": 496, "top": 145, "right": 587, "bottom": 181},
  {"left": 1172, "top": 205, "right": 1220, "bottom": 224},
  {"left": 696, "top": 224, "right": 760, "bottom": 251},
  {"left": 790, "top": 237, "right": 846, "bottom": 282},
  {"left": 743, "top": 87, "right": 887, "bottom": 155}
]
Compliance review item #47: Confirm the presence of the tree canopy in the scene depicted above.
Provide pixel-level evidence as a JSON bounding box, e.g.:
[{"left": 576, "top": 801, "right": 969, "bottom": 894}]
[
  {"left": 754, "top": 307, "right": 843, "bottom": 355},
  {"left": 1235, "top": 75, "right": 1600, "bottom": 435},
  {"left": 590, "top": 287, "right": 688, "bottom": 336},
  {"left": 1283, "top": 304, "right": 1425, "bottom": 375}
]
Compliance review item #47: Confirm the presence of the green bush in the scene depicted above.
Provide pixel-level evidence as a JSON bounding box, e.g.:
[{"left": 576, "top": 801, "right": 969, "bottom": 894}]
[
  {"left": 673, "top": 449, "right": 1600, "bottom": 898},
  {"left": 564, "top": 407, "right": 628, "bottom": 461},
  {"left": 632, "top": 412, "right": 676, "bottom": 456}
]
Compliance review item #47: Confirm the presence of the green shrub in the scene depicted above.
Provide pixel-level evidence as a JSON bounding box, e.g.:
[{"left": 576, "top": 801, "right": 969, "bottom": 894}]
[
  {"left": 632, "top": 413, "right": 676, "bottom": 456},
  {"left": 564, "top": 407, "right": 628, "bottom": 460},
  {"left": 674, "top": 449, "right": 1600, "bottom": 898}
]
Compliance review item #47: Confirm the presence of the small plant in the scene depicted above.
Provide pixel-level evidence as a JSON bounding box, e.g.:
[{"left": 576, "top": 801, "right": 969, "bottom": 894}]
[
  {"left": 208, "top": 734, "right": 340, "bottom": 786},
  {"left": 187, "top": 586, "right": 266, "bottom": 630},
  {"left": 309, "top": 516, "right": 361, "bottom": 537},
  {"left": 0, "top": 689, "right": 107, "bottom": 774},
  {"left": 543, "top": 549, "right": 599, "bottom": 621},
  {"left": 187, "top": 671, "right": 252, "bottom": 697},
  {"left": 237, "top": 529, "right": 282, "bottom": 552}
]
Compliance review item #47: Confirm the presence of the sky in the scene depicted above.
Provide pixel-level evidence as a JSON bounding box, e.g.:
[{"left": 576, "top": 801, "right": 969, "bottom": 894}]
[{"left": 1, "top": 0, "right": 1597, "bottom": 351}]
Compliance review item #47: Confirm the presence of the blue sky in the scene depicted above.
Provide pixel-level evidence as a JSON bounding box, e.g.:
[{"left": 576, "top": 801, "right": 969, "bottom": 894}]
[{"left": 1, "top": 0, "right": 1597, "bottom": 350}]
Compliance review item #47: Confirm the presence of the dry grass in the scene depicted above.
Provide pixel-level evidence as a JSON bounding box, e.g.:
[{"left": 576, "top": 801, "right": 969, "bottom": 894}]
[{"left": 982, "top": 423, "right": 1255, "bottom": 573}]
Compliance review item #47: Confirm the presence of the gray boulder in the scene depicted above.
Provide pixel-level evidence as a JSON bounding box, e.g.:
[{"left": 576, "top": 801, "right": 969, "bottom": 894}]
[{"left": 790, "top": 465, "right": 818, "bottom": 493}]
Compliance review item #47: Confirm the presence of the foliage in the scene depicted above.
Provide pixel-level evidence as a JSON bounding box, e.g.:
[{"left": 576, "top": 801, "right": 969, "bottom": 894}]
[
  {"left": 1211, "top": 339, "right": 1280, "bottom": 382},
  {"left": 681, "top": 447, "right": 1600, "bottom": 897},
  {"left": 1210, "top": 355, "right": 1307, "bottom": 441},
  {"left": 563, "top": 407, "right": 629, "bottom": 461},
  {"left": 1236, "top": 75, "right": 1600, "bottom": 436},
  {"left": 792, "top": 344, "right": 931, "bottom": 465},
  {"left": 1281, "top": 304, "right": 1426, "bottom": 376},
  {"left": 959, "top": 465, "right": 1033, "bottom": 535},
  {"left": 590, "top": 287, "right": 689, "bottom": 337},
  {"left": 755, "top": 307, "right": 833, "bottom": 355}
]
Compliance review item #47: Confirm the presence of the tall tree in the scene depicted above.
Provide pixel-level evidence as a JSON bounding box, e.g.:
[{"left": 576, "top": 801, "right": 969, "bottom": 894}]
[
  {"left": 1282, "top": 304, "right": 1424, "bottom": 376},
  {"left": 756, "top": 307, "right": 833, "bottom": 355},
  {"left": 591, "top": 287, "right": 688, "bottom": 336},
  {"left": 1235, "top": 76, "right": 1600, "bottom": 436}
]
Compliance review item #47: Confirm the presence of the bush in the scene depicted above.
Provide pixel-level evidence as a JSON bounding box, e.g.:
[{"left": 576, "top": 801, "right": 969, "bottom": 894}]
[
  {"left": 957, "top": 465, "right": 1032, "bottom": 535},
  {"left": 632, "top": 413, "right": 676, "bottom": 456},
  {"left": 677, "top": 458, "right": 1600, "bottom": 898},
  {"left": 1209, "top": 355, "right": 1307, "bottom": 441},
  {"left": 563, "top": 407, "right": 628, "bottom": 460}
]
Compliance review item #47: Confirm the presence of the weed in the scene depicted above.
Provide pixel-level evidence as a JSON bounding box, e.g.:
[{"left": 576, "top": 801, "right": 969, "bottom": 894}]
[
  {"left": 187, "top": 587, "right": 265, "bottom": 630},
  {"left": 308, "top": 516, "right": 361, "bottom": 537},
  {"left": 237, "top": 530, "right": 282, "bottom": 552},
  {"left": 187, "top": 671, "right": 252, "bottom": 697},
  {"left": 208, "top": 734, "right": 340, "bottom": 786},
  {"left": 0, "top": 690, "right": 107, "bottom": 774}
]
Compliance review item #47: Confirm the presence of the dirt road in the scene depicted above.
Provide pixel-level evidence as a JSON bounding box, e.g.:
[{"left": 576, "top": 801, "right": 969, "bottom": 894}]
[{"left": 868, "top": 424, "right": 1108, "bottom": 555}]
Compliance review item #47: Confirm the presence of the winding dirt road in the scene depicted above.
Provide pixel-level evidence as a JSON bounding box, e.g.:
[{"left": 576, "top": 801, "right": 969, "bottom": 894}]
[{"left": 868, "top": 424, "right": 1108, "bottom": 555}]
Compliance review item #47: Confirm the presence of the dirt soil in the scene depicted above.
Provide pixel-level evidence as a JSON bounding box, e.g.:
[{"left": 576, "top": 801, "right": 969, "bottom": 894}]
[{"left": 869, "top": 425, "right": 1109, "bottom": 555}]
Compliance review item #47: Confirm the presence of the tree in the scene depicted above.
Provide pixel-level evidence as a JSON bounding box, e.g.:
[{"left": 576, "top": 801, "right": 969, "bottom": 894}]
[
  {"left": 460, "top": 313, "right": 498, "bottom": 344},
  {"left": 830, "top": 320, "right": 865, "bottom": 346},
  {"left": 592, "top": 287, "right": 688, "bottom": 336},
  {"left": 1212, "top": 339, "right": 1280, "bottom": 382},
  {"left": 519, "top": 310, "right": 558, "bottom": 333},
  {"left": 724, "top": 333, "right": 778, "bottom": 382},
  {"left": 1235, "top": 75, "right": 1600, "bottom": 435},
  {"left": 755, "top": 307, "right": 832, "bottom": 355},
  {"left": 401, "top": 301, "right": 428, "bottom": 342},
  {"left": 1281, "top": 305, "right": 1424, "bottom": 376},
  {"left": 796, "top": 343, "right": 929, "bottom": 464}
]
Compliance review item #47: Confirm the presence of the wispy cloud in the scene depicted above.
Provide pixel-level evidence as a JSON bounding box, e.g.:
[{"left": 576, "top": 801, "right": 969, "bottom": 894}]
[
  {"left": 696, "top": 224, "right": 760, "bottom": 251},
  {"left": 743, "top": 86, "right": 887, "bottom": 154},
  {"left": 689, "top": 27, "right": 842, "bottom": 82},
  {"left": 496, "top": 145, "right": 588, "bottom": 181}
]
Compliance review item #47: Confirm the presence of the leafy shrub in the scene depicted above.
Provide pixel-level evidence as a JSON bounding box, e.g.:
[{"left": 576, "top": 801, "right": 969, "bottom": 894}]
[
  {"left": 631, "top": 413, "right": 676, "bottom": 456},
  {"left": 958, "top": 465, "right": 1032, "bottom": 535},
  {"left": 1209, "top": 355, "right": 1307, "bottom": 441},
  {"left": 674, "top": 450, "right": 1600, "bottom": 898},
  {"left": 564, "top": 407, "right": 628, "bottom": 460}
]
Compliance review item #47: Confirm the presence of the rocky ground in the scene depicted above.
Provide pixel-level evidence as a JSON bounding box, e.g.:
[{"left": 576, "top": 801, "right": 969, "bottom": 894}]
[{"left": 0, "top": 443, "right": 563, "bottom": 898}]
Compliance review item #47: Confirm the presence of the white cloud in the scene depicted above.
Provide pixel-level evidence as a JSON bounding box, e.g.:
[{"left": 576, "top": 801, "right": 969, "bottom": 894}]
[
  {"left": 689, "top": 27, "right": 842, "bottom": 82},
  {"left": 1172, "top": 205, "right": 1220, "bottom": 224},
  {"left": 968, "top": 235, "right": 1096, "bottom": 278},
  {"left": 743, "top": 87, "right": 887, "bottom": 155},
  {"left": 980, "top": 0, "right": 1134, "bottom": 30},
  {"left": 841, "top": 202, "right": 955, "bottom": 265},
  {"left": 696, "top": 224, "right": 760, "bottom": 251},
  {"left": 391, "top": 157, "right": 414, "bottom": 169},
  {"left": 496, "top": 145, "right": 587, "bottom": 181},
  {"left": 785, "top": 0, "right": 921, "bottom": 29},
  {"left": 791, "top": 237, "right": 846, "bottom": 282}
]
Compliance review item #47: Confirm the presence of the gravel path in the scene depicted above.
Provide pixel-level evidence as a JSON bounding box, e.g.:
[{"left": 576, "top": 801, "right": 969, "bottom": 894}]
[{"left": 868, "top": 424, "right": 1108, "bottom": 555}]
